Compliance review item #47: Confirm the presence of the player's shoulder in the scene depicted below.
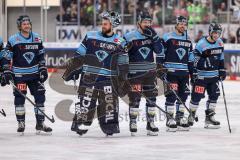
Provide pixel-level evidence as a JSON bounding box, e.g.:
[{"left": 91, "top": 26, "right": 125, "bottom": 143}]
[
  {"left": 162, "top": 32, "right": 173, "bottom": 42},
  {"left": 216, "top": 38, "right": 224, "bottom": 47},
  {"left": 113, "top": 34, "right": 126, "bottom": 47},
  {"left": 185, "top": 34, "right": 192, "bottom": 41},
  {"left": 31, "top": 32, "right": 40, "bottom": 38},
  {"left": 31, "top": 32, "right": 42, "bottom": 43},
  {"left": 8, "top": 33, "right": 21, "bottom": 45},
  {"left": 86, "top": 31, "right": 101, "bottom": 39},
  {"left": 196, "top": 37, "right": 207, "bottom": 47},
  {"left": 124, "top": 29, "right": 142, "bottom": 42},
  {"left": 195, "top": 37, "right": 209, "bottom": 52}
]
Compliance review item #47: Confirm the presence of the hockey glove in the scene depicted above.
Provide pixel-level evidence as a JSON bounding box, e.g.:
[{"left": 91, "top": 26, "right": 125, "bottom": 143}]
[
  {"left": 2, "top": 69, "right": 13, "bottom": 85},
  {"left": 39, "top": 66, "right": 48, "bottom": 83},
  {"left": 190, "top": 73, "right": 198, "bottom": 86},
  {"left": 142, "top": 27, "right": 158, "bottom": 40},
  {"left": 156, "top": 63, "right": 167, "bottom": 80},
  {"left": 219, "top": 69, "right": 226, "bottom": 81}
]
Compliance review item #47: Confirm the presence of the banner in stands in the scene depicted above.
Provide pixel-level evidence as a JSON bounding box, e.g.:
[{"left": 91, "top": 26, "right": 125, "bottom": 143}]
[{"left": 56, "top": 24, "right": 240, "bottom": 42}]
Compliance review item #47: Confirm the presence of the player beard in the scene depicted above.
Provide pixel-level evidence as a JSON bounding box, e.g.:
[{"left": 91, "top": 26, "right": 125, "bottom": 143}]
[
  {"left": 176, "top": 27, "right": 185, "bottom": 34},
  {"left": 102, "top": 28, "right": 112, "bottom": 36}
]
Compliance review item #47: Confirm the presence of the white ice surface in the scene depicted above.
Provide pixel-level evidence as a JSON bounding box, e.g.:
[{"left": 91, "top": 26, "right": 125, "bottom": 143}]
[{"left": 0, "top": 80, "right": 239, "bottom": 160}]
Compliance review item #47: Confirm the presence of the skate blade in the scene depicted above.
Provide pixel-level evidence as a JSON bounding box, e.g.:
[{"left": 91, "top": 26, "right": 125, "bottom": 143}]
[
  {"left": 36, "top": 130, "right": 52, "bottom": 135},
  {"left": 131, "top": 132, "right": 137, "bottom": 136},
  {"left": 166, "top": 127, "right": 177, "bottom": 132},
  {"left": 76, "top": 129, "right": 88, "bottom": 136},
  {"left": 204, "top": 124, "right": 220, "bottom": 129},
  {"left": 105, "top": 134, "right": 113, "bottom": 137},
  {"left": 147, "top": 130, "right": 158, "bottom": 136},
  {"left": 18, "top": 132, "right": 24, "bottom": 136},
  {"left": 177, "top": 126, "right": 190, "bottom": 131}
]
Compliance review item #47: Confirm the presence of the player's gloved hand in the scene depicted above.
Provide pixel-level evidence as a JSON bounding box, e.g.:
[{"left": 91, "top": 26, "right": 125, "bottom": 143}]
[
  {"left": 39, "top": 67, "right": 48, "bottom": 83},
  {"left": 142, "top": 26, "right": 158, "bottom": 40},
  {"left": 116, "top": 70, "right": 130, "bottom": 97},
  {"left": 156, "top": 63, "right": 167, "bottom": 80},
  {"left": 2, "top": 70, "right": 13, "bottom": 85},
  {"left": 190, "top": 73, "right": 198, "bottom": 86},
  {"left": 219, "top": 69, "right": 226, "bottom": 81}
]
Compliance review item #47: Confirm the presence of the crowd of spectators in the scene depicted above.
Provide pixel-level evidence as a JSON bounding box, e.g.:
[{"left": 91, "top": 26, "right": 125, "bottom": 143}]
[{"left": 56, "top": 0, "right": 239, "bottom": 43}]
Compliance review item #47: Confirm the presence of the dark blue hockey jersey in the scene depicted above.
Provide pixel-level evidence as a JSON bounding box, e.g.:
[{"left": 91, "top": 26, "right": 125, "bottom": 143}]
[
  {"left": 194, "top": 37, "right": 224, "bottom": 78},
  {"left": 0, "top": 37, "right": 4, "bottom": 70},
  {"left": 2, "top": 32, "right": 46, "bottom": 81},
  {"left": 0, "top": 37, "right": 3, "bottom": 59},
  {"left": 123, "top": 29, "right": 164, "bottom": 75},
  {"left": 161, "top": 31, "right": 194, "bottom": 76},
  {"left": 0, "top": 37, "right": 3, "bottom": 52},
  {"left": 75, "top": 31, "right": 128, "bottom": 82}
]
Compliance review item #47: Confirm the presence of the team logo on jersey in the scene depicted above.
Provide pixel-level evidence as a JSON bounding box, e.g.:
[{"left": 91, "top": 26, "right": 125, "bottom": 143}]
[
  {"left": 139, "top": 47, "right": 150, "bottom": 59},
  {"left": 95, "top": 50, "right": 109, "bottom": 62},
  {"left": 23, "top": 52, "right": 35, "bottom": 64},
  {"left": 176, "top": 48, "right": 186, "bottom": 60}
]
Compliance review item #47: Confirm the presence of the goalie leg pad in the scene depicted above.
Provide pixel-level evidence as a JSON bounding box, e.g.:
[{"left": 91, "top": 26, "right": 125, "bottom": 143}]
[{"left": 97, "top": 85, "right": 120, "bottom": 135}]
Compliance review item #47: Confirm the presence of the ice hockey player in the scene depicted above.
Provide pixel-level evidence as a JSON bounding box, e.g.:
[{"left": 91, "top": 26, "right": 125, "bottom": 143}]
[
  {"left": 0, "top": 36, "right": 3, "bottom": 52},
  {"left": 161, "top": 16, "right": 194, "bottom": 132},
  {"left": 188, "top": 22, "right": 226, "bottom": 129},
  {"left": 123, "top": 11, "right": 164, "bottom": 136},
  {"left": 1, "top": 15, "right": 52, "bottom": 134},
  {"left": 62, "top": 11, "right": 129, "bottom": 136},
  {"left": 0, "top": 37, "right": 4, "bottom": 86}
]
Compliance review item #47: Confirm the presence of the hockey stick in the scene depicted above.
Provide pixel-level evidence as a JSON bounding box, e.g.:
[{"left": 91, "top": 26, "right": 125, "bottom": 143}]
[
  {"left": 161, "top": 76, "right": 191, "bottom": 113},
  {"left": 0, "top": 109, "right": 6, "bottom": 117},
  {"left": 10, "top": 81, "right": 55, "bottom": 123},
  {"left": 161, "top": 76, "right": 198, "bottom": 122},
  {"left": 220, "top": 79, "right": 231, "bottom": 133},
  {"left": 123, "top": 79, "right": 174, "bottom": 120}
]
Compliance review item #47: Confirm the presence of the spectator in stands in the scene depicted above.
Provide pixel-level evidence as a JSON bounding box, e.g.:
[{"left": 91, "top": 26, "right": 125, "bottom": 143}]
[
  {"left": 152, "top": 2, "right": 162, "bottom": 25},
  {"left": 174, "top": 0, "right": 188, "bottom": 18},
  {"left": 237, "top": 27, "right": 240, "bottom": 43},
  {"left": 56, "top": 7, "right": 70, "bottom": 22},
  {"left": 229, "top": 32, "right": 236, "bottom": 43},
  {"left": 195, "top": 30, "right": 204, "bottom": 42},
  {"left": 217, "top": 2, "right": 227, "bottom": 12},
  {"left": 68, "top": 1, "right": 78, "bottom": 22}
]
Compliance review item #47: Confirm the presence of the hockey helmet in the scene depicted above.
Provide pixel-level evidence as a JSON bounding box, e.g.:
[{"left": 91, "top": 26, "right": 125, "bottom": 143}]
[
  {"left": 17, "top": 15, "right": 32, "bottom": 30},
  {"left": 101, "top": 11, "right": 121, "bottom": 28}
]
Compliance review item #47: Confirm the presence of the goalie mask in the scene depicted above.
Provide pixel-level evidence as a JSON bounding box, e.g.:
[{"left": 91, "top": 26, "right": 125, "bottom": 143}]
[{"left": 101, "top": 11, "right": 121, "bottom": 28}]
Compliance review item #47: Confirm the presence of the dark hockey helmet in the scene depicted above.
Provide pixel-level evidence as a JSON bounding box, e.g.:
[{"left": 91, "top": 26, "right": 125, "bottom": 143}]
[
  {"left": 176, "top": 15, "right": 188, "bottom": 25},
  {"left": 101, "top": 11, "right": 121, "bottom": 28},
  {"left": 17, "top": 15, "right": 32, "bottom": 30},
  {"left": 209, "top": 22, "right": 222, "bottom": 35},
  {"left": 137, "top": 11, "right": 152, "bottom": 23}
]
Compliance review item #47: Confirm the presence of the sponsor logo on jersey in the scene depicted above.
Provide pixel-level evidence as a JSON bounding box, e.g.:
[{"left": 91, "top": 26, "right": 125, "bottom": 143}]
[
  {"left": 169, "top": 83, "right": 178, "bottom": 91},
  {"left": 25, "top": 45, "right": 39, "bottom": 50},
  {"left": 99, "top": 42, "right": 117, "bottom": 51},
  {"left": 17, "top": 83, "right": 27, "bottom": 91},
  {"left": 131, "top": 84, "right": 142, "bottom": 92},
  {"left": 210, "top": 49, "right": 222, "bottom": 55},
  {"left": 194, "top": 86, "right": 205, "bottom": 94},
  {"left": 172, "top": 40, "right": 191, "bottom": 47}
]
